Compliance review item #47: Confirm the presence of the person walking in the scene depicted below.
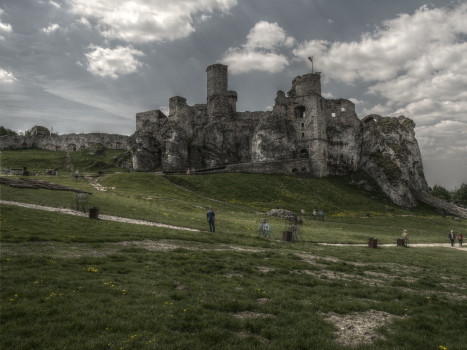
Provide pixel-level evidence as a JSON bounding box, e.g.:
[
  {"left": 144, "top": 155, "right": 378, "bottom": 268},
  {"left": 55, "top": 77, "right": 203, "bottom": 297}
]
[
  {"left": 312, "top": 209, "right": 317, "bottom": 221},
  {"left": 402, "top": 229, "right": 409, "bottom": 247},
  {"left": 318, "top": 210, "right": 324, "bottom": 221},
  {"left": 207, "top": 208, "right": 216, "bottom": 232},
  {"left": 458, "top": 233, "right": 463, "bottom": 247},
  {"left": 448, "top": 230, "right": 455, "bottom": 247}
]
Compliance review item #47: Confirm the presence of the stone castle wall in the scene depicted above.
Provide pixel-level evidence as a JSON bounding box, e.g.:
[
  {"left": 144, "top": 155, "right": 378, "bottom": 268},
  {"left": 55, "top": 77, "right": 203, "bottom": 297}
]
[{"left": 0, "top": 132, "right": 129, "bottom": 152}]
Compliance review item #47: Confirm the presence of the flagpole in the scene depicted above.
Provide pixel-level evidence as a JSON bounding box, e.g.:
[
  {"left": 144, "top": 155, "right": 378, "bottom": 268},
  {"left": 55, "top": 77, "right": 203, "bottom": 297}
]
[{"left": 308, "top": 56, "right": 313, "bottom": 73}]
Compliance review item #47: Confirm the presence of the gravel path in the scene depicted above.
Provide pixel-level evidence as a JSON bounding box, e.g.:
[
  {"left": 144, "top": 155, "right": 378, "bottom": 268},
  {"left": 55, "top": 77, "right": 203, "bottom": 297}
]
[
  {"left": 317, "top": 243, "right": 465, "bottom": 250},
  {"left": 0, "top": 200, "right": 201, "bottom": 232}
]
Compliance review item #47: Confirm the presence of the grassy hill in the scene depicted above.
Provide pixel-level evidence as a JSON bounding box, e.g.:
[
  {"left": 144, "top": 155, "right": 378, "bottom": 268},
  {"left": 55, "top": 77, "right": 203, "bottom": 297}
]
[{"left": 1, "top": 149, "right": 466, "bottom": 350}]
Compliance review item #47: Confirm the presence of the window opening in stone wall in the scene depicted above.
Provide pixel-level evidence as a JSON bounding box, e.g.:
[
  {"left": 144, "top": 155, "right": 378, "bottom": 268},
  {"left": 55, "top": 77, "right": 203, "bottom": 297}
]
[
  {"left": 341, "top": 107, "right": 346, "bottom": 112},
  {"left": 300, "top": 149, "right": 309, "bottom": 158},
  {"left": 291, "top": 168, "right": 298, "bottom": 173},
  {"left": 301, "top": 123, "right": 304, "bottom": 128},
  {"left": 296, "top": 106, "right": 306, "bottom": 118},
  {"left": 301, "top": 132, "right": 305, "bottom": 138},
  {"left": 301, "top": 167, "right": 307, "bottom": 172},
  {"left": 331, "top": 112, "right": 336, "bottom": 117}
]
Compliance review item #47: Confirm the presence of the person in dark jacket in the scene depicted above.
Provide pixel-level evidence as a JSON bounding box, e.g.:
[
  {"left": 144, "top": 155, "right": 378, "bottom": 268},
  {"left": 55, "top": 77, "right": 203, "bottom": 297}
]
[
  {"left": 207, "top": 208, "right": 215, "bottom": 232},
  {"left": 448, "top": 230, "right": 455, "bottom": 247}
]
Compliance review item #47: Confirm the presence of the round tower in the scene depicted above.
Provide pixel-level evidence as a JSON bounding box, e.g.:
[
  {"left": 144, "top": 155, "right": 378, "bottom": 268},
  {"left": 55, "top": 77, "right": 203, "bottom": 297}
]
[
  {"left": 292, "top": 72, "right": 321, "bottom": 96},
  {"left": 206, "top": 64, "right": 228, "bottom": 98}
]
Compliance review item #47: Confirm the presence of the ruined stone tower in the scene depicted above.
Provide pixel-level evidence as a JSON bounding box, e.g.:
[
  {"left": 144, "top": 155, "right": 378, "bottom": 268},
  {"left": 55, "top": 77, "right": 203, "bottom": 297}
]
[{"left": 206, "top": 63, "right": 237, "bottom": 119}]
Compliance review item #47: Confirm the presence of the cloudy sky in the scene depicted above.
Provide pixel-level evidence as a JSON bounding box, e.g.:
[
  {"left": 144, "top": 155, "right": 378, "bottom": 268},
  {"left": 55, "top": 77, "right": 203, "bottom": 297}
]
[{"left": 0, "top": 0, "right": 466, "bottom": 188}]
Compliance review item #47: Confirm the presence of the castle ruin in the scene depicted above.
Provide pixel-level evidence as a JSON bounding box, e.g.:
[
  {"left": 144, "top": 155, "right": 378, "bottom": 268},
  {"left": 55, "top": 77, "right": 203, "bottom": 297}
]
[{"left": 129, "top": 64, "right": 429, "bottom": 207}]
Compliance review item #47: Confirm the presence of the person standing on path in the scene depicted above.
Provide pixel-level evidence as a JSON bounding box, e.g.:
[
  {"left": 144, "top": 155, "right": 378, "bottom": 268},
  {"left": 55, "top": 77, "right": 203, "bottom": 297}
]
[
  {"left": 458, "top": 233, "right": 463, "bottom": 247},
  {"left": 207, "top": 208, "right": 216, "bottom": 232},
  {"left": 402, "top": 229, "right": 409, "bottom": 247},
  {"left": 448, "top": 230, "right": 455, "bottom": 247},
  {"left": 312, "top": 209, "right": 317, "bottom": 221}
]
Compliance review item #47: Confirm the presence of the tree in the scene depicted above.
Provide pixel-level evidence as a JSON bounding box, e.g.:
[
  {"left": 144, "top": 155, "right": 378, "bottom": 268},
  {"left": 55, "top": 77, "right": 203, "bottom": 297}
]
[
  {"left": 428, "top": 185, "right": 451, "bottom": 202},
  {"left": 452, "top": 183, "right": 467, "bottom": 207},
  {"left": 0, "top": 126, "right": 17, "bottom": 136}
]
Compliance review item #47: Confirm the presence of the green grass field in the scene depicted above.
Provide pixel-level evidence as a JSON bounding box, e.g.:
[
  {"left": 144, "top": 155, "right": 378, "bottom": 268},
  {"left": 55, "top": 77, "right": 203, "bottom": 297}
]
[{"left": 1, "top": 149, "right": 466, "bottom": 350}]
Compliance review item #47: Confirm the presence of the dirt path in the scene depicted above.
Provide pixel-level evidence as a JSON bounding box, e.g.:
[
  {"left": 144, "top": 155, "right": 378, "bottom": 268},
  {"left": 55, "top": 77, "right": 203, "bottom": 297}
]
[
  {"left": 0, "top": 200, "right": 201, "bottom": 232},
  {"left": 317, "top": 242, "right": 465, "bottom": 250}
]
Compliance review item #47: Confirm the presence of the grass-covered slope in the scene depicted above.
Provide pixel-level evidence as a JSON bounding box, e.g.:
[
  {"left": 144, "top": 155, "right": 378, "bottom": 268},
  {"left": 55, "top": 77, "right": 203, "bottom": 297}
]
[{"left": 1, "top": 150, "right": 467, "bottom": 350}]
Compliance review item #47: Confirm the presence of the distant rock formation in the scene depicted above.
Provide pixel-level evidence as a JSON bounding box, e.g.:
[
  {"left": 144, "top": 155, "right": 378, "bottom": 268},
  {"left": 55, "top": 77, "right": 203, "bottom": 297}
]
[{"left": 128, "top": 64, "right": 429, "bottom": 208}]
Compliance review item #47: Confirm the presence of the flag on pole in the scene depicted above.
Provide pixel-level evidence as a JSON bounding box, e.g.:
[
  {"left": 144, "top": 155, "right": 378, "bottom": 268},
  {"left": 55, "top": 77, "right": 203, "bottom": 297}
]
[{"left": 308, "top": 56, "right": 314, "bottom": 73}]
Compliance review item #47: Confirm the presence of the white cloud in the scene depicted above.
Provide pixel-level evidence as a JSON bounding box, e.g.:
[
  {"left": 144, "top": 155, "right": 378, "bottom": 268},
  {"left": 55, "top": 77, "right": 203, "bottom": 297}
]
[
  {"left": 77, "top": 17, "right": 91, "bottom": 28},
  {"left": 0, "top": 68, "right": 16, "bottom": 83},
  {"left": 293, "top": 4, "right": 467, "bottom": 103},
  {"left": 417, "top": 120, "right": 467, "bottom": 159},
  {"left": 49, "top": 1, "right": 61, "bottom": 8},
  {"left": 159, "top": 106, "right": 169, "bottom": 115},
  {"left": 348, "top": 98, "right": 364, "bottom": 105},
  {"left": 221, "top": 21, "right": 293, "bottom": 74},
  {"left": 42, "top": 23, "right": 60, "bottom": 34},
  {"left": 0, "top": 8, "right": 12, "bottom": 33},
  {"left": 85, "top": 45, "right": 145, "bottom": 78},
  {"left": 68, "top": 0, "right": 238, "bottom": 43},
  {"left": 221, "top": 50, "right": 289, "bottom": 74},
  {"left": 244, "top": 21, "right": 295, "bottom": 50}
]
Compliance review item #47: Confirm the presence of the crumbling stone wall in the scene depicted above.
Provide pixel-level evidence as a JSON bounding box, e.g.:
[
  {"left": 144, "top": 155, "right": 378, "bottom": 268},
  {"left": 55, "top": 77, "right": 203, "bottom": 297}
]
[{"left": 0, "top": 128, "right": 129, "bottom": 152}]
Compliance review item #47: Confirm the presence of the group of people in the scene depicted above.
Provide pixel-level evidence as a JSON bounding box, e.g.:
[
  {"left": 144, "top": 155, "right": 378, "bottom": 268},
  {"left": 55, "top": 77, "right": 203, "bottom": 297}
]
[
  {"left": 448, "top": 230, "right": 463, "bottom": 247},
  {"left": 45, "top": 168, "right": 59, "bottom": 175},
  {"left": 312, "top": 209, "right": 324, "bottom": 221},
  {"left": 206, "top": 208, "right": 464, "bottom": 249}
]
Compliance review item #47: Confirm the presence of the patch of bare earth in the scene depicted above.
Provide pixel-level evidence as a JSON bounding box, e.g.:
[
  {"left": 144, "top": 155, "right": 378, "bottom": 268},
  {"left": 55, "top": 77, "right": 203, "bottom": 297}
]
[
  {"left": 322, "top": 309, "right": 405, "bottom": 347},
  {"left": 257, "top": 266, "right": 274, "bottom": 273},
  {"left": 112, "top": 239, "right": 182, "bottom": 251},
  {"left": 235, "top": 332, "right": 270, "bottom": 343},
  {"left": 232, "top": 311, "right": 274, "bottom": 319},
  {"left": 256, "top": 298, "right": 269, "bottom": 303},
  {"left": 223, "top": 274, "right": 244, "bottom": 278}
]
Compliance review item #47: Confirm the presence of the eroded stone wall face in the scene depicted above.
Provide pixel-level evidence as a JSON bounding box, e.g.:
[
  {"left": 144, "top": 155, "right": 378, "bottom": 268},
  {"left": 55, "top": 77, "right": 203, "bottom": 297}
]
[
  {"left": 136, "top": 110, "right": 167, "bottom": 132},
  {"left": 359, "top": 116, "right": 429, "bottom": 207},
  {"left": 326, "top": 100, "right": 361, "bottom": 175}
]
